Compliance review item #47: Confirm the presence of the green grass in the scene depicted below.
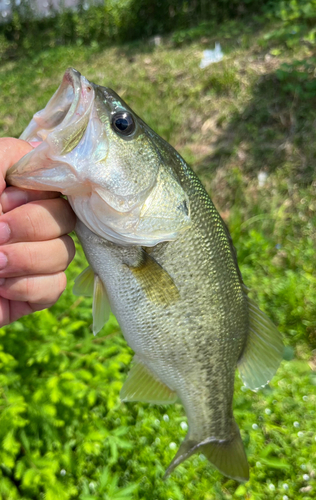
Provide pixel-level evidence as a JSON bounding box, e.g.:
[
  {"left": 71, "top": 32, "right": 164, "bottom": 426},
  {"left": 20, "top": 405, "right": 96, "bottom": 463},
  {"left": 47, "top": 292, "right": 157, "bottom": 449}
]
[{"left": 0, "top": 16, "right": 316, "bottom": 500}]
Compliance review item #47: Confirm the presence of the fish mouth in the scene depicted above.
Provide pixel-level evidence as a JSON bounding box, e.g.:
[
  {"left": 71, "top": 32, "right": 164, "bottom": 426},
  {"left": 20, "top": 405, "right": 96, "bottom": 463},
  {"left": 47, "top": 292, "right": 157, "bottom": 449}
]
[
  {"left": 7, "top": 68, "right": 96, "bottom": 193},
  {"left": 7, "top": 68, "right": 192, "bottom": 246},
  {"left": 20, "top": 68, "right": 88, "bottom": 145}
]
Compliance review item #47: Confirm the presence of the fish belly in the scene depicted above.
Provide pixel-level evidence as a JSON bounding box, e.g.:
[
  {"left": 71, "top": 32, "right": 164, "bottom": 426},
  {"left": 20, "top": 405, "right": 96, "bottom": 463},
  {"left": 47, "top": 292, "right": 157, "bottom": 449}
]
[{"left": 76, "top": 220, "right": 246, "bottom": 439}]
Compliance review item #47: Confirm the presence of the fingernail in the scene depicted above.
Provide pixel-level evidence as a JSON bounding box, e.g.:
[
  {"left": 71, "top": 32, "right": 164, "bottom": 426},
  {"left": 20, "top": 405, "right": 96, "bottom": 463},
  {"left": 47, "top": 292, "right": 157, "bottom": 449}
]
[
  {"left": 1, "top": 190, "right": 28, "bottom": 210},
  {"left": 0, "top": 252, "right": 7, "bottom": 269},
  {"left": 0, "top": 222, "right": 10, "bottom": 244}
]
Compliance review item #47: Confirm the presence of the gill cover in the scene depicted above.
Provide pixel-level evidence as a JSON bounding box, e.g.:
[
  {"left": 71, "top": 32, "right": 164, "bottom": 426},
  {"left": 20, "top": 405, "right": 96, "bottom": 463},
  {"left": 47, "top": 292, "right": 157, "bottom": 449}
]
[{"left": 7, "top": 68, "right": 191, "bottom": 246}]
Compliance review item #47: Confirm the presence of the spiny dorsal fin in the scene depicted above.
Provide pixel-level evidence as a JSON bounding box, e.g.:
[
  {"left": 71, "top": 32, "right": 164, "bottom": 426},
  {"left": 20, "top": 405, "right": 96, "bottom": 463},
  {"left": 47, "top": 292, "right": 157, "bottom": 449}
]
[
  {"left": 238, "top": 296, "right": 283, "bottom": 391},
  {"left": 93, "top": 275, "right": 111, "bottom": 336},
  {"left": 165, "top": 421, "right": 249, "bottom": 482},
  {"left": 120, "top": 356, "right": 177, "bottom": 405},
  {"left": 129, "top": 250, "right": 180, "bottom": 306},
  {"left": 73, "top": 265, "right": 94, "bottom": 296}
]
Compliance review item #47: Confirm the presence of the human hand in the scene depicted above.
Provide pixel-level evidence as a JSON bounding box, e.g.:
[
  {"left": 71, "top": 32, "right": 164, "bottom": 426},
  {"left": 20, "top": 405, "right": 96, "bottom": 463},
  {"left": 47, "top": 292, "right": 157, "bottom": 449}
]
[{"left": 0, "top": 138, "right": 76, "bottom": 326}]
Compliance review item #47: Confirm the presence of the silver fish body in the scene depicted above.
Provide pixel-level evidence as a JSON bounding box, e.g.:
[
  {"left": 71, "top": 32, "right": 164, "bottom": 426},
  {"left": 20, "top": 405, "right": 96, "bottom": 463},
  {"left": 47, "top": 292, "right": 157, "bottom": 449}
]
[{"left": 7, "top": 68, "right": 283, "bottom": 482}]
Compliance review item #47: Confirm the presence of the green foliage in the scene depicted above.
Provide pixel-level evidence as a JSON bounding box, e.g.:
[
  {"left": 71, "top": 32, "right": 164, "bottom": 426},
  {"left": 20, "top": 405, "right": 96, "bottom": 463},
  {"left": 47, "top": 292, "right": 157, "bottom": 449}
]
[
  {"left": 276, "top": 58, "right": 316, "bottom": 98},
  {"left": 261, "top": 0, "right": 316, "bottom": 48},
  {"left": 1, "top": 8, "right": 316, "bottom": 500},
  {"left": 2, "top": 0, "right": 313, "bottom": 59}
]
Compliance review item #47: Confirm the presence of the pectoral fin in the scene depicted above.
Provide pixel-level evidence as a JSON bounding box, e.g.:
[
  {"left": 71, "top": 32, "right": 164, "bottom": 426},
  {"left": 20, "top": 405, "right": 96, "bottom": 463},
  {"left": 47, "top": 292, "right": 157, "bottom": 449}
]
[
  {"left": 120, "top": 356, "right": 177, "bottom": 405},
  {"left": 238, "top": 297, "right": 283, "bottom": 391},
  {"left": 93, "top": 275, "right": 111, "bottom": 336},
  {"left": 73, "top": 267, "right": 110, "bottom": 335},
  {"left": 165, "top": 421, "right": 249, "bottom": 482},
  {"left": 73, "top": 266, "right": 94, "bottom": 296},
  {"left": 129, "top": 251, "right": 180, "bottom": 306}
]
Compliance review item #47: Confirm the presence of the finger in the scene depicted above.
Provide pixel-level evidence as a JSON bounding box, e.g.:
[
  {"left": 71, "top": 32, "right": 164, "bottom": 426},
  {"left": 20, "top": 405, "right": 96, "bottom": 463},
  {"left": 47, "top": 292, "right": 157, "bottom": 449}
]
[
  {"left": 0, "top": 138, "right": 33, "bottom": 193},
  {"left": 0, "top": 235, "right": 75, "bottom": 278},
  {"left": 1, "top": 187, "right": 60, "bottom": 213},
  {"left": 0, "top": 298, "right": 55, "bottom": 326},
  {"left": 0, "top": 198, "right": 76, "bottom": 245},
  {"left": 0, "top": 272, "right": 67, "bottom": 304}
]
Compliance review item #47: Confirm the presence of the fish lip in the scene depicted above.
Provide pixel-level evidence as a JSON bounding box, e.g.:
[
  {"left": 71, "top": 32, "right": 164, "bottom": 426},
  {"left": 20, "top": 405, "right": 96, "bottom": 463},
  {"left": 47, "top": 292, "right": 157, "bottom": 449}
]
[
  {"left": 18, "top": 67, "right": 89, "bottom": 146},
  {"left": 63, "top": 67, "right": 81, "bottom": 88},
  {"left": 7, "top": 68, "right": 94, "bottom": 188}
]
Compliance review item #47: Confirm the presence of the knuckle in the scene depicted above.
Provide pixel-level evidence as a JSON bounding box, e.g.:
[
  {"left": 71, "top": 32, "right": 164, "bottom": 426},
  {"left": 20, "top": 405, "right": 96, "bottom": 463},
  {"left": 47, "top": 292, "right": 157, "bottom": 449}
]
[
  {"left": 61, "top": 235, "right": 76, "bottom": 263},
  {"left": 57, "top": 198, "right": 76, "bottom": 231},
  {"left": 21, "top": 206, "right": 41, "bottom": 241},
  {"left": 13, "top": 243, "right": 36, "bottom": 273},
  {"left": 25, "top": 275, "right": 36, "bottom": 298},
  {"left": 24, "top": 243, "right": 36, "bottom": 270}
]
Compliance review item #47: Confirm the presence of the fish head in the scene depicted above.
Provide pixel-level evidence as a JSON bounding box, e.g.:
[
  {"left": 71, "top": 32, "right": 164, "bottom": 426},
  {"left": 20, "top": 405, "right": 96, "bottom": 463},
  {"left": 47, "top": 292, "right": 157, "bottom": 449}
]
[{"left": 7, "top": 68, "right": 191, "bottom": 246}]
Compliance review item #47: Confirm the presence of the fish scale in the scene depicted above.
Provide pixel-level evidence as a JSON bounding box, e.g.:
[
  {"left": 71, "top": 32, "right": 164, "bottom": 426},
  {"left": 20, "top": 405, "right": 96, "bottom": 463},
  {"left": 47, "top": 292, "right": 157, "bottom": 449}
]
[
  {"left": 7, "top": 68, "right": 284, "bottom": 483},
  {"left": 76, "top": 150, "right": 247, "bottom": 450}
]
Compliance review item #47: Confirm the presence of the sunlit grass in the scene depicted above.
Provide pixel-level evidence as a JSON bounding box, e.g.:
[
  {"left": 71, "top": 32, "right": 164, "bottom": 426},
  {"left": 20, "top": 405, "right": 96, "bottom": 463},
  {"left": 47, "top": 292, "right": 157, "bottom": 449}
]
[{"left": 0, "top": 17, "right": 315, "bottom": 500}]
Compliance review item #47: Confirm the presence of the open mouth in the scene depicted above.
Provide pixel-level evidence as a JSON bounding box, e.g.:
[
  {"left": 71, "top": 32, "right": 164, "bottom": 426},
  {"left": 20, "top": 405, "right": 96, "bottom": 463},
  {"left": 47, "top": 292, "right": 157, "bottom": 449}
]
[
  {"left": 6, "top": 68, "right": 95, "bottom": 193},
  {"left": 20, "top": 68, "right": 93, "bottom": 147}
]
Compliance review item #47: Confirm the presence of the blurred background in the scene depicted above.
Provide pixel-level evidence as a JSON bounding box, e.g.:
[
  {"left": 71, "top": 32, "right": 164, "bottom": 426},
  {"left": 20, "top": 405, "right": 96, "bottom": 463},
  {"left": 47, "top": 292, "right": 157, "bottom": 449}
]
[{"left": 0, "top": 1, "right": 316, "bottom": 499}]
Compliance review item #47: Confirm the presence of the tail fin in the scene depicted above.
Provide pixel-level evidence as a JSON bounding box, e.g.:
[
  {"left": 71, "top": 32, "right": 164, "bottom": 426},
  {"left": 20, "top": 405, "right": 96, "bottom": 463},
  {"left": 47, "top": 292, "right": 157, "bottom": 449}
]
[{"left": 164, "top": 422, "right": 249, "bottom": 482}]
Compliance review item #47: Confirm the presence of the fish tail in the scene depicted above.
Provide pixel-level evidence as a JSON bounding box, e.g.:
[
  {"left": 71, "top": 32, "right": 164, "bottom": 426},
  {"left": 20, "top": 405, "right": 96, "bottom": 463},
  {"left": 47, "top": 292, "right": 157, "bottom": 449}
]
[{"left": 164, "top": 421, "right": 249, "bottom": 482}]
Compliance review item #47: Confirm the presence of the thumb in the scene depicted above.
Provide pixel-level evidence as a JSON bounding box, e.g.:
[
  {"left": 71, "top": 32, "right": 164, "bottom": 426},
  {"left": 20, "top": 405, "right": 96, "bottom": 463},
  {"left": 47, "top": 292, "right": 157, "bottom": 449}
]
[{"left": 0, "top": 138, "right": 33, "bottom": 194}]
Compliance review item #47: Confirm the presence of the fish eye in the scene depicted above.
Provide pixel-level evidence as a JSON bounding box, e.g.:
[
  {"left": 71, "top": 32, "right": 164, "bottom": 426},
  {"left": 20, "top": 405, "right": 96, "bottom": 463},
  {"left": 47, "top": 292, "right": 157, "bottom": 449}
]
[{"left": 112, "top": 112, "right": 135, "bottom": 136}]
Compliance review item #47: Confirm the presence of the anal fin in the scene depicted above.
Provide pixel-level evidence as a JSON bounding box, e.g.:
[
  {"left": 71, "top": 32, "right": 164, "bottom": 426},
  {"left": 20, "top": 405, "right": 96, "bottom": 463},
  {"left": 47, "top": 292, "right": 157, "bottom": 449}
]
[
  {"left": 165, "top": 421, "right": 249, "bottom": 482},
  {"left": 120, "top": 356, "right": 177, "bottom": 405},
  {"left": 238, "top": 296, "right": 283, "bottom": 391}
]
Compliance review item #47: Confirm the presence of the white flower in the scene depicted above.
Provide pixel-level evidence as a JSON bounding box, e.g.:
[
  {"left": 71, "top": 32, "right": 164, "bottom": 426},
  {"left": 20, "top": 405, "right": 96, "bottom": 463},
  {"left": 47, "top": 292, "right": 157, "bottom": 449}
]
[
  {"left": 252, "top": 423, "right": 259, "bottom": 430},
  {"left": 258, "top": 171, "right": 268, "bottom": 187},
  {"left": 268, "top": 484, "right": 275, "bottom": 491},
  {"left": 163, "top": 414, "right": 169, "bottom": 422},
  {"left": 303, "top": 474, "right": 310, "bottom": 481},
  {"left": 265, "top": 408, "right": 272, "bottom": 415},
  {"left": 283, "top": 483, "right": 289, "bottom": 490},
  {"left": 293, "top": 421, "right": 300, "bottom": 428},
  {"left": 60, "top": 469, "right": 66, "bottom": 476},
  {"left": 180, "top": 421, "right": 188, "bottom": 431},
  {"left": 169, "top": 442, "right": 177, "bottom": 450}
]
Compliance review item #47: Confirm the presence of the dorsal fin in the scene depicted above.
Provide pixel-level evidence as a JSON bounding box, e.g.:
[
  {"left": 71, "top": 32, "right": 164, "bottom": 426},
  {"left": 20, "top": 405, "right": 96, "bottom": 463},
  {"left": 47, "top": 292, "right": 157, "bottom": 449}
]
[
  {"left": 238, "top": 296, "right": 283, "bottom": 391},
  {"left": 120, "top": 356, "right": 177, "bottom": 405}
]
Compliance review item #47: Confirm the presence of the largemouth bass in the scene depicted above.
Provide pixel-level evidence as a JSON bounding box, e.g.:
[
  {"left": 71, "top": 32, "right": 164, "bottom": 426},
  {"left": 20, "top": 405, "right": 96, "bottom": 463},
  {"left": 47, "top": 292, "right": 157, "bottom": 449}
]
[{"left": 7, "top": 68, "right": 283, "bottom": 482}]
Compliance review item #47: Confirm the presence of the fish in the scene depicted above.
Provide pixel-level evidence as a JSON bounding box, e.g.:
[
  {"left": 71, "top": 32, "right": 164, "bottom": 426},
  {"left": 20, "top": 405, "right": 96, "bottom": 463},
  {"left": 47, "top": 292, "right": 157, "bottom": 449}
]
[{"left": 7, "top": 68, "right": 283, "bottom": 482}]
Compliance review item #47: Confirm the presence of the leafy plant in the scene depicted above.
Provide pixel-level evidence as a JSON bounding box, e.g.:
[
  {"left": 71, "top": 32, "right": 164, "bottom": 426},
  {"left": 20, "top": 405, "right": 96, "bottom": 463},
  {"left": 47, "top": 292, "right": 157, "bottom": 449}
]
[{"left": 0, "top": 7, "right": 316, "bottom": 499}]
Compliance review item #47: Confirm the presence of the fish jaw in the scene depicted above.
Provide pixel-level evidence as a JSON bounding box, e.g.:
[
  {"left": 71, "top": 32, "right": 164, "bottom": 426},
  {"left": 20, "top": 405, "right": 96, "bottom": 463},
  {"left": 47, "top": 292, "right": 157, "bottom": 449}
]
[
  {"left": 7, "top": 67, "right": 97, "bottom": 196},
  {"left": 7, "top": 68, "right": 192, "bottom": 246}
]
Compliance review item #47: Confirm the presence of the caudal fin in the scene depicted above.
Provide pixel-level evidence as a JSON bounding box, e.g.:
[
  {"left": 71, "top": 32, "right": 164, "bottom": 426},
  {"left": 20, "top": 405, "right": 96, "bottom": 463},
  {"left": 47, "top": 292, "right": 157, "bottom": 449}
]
[{"left": 164, "top": 422, "right": 249, "bottom": 482}]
